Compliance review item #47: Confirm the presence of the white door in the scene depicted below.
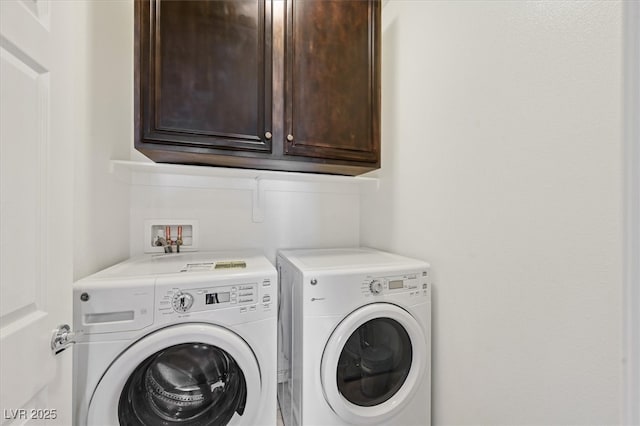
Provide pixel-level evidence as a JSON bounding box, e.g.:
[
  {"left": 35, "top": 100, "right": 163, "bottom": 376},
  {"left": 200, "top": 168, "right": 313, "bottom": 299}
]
[
  {"left": 1, "top": 1, "right": 77, "bottom": 424},
  {"left": 320, "top": 303, "right": 427, "bottom": 425}
]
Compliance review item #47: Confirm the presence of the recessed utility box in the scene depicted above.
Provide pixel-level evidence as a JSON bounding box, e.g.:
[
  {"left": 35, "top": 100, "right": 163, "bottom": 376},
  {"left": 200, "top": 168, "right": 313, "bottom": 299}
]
[{"left": 144, "top": 220, "right": 199, "bottom": 253}]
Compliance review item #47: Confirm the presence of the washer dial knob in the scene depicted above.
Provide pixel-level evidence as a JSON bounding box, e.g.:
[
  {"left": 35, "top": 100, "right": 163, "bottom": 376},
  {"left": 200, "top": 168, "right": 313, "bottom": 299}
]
[
  {"left": 172, "top": 291, "right": 194, "bottom": 313},
  {"left": 369, "top": 280, "right": 383, "bottom": 295}
]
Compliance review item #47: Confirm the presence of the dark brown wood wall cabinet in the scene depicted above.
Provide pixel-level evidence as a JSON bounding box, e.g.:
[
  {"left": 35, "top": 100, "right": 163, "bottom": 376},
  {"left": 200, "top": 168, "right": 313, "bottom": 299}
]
[{"left": 135, "top": 0, "right": 380, "bottom": 176}]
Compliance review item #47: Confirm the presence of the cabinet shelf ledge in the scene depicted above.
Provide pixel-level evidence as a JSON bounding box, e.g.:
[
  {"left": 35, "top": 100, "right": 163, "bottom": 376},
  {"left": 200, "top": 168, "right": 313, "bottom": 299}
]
[{"left": 111, "top": 160, "right": 379, "bottom": 186}]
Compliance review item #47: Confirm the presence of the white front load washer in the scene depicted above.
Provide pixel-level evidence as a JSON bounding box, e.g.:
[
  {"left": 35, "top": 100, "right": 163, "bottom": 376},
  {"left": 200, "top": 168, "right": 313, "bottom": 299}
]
[
  {"left": 73, "top": 251, "right": 277, "bottom": 426},
  {"left": 277, "top": 248, "right": 431, "bottom": 426}
]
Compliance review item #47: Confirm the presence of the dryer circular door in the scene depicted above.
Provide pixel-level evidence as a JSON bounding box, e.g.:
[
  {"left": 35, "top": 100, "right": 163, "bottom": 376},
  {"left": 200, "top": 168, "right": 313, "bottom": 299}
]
[
  {"left": 321, "top": 303, "right": 427, "bottom": 425},
  {"left": 88, "top": 323, "right": 261, "bottom": 426}
]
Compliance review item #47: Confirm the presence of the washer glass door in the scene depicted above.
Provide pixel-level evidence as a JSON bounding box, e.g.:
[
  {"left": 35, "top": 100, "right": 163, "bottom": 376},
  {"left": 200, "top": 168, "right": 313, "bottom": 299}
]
[
  {"left": 321, "top": 303, "right": 427, "bottom": 425},
  {"left": 118, "top": 342, "right": 246, "bottom": 425},
  {"left": 337, "top": 318, "right": 411, "bottom": 406},
  {"left": 87, "top": 324, "right": 261, "bottom": 426}
]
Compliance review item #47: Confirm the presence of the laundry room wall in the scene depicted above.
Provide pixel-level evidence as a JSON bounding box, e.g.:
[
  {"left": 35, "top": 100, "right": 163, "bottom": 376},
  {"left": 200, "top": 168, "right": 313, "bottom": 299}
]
[
  {"left": 73, "top": 1, "right": 131, "bottom": 280},
  {"left": 128, "top": 178, "right": 361, "bottom": 262},
  {"left": 361, "top": 1, "right": 625, "bottom": 424}
]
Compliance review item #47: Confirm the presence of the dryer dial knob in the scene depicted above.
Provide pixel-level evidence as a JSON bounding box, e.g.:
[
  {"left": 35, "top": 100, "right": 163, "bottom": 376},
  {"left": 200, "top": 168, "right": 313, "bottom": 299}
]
[
  {"left": 172, "top": 291, "right": 194, "bottom": 313},
  {"left": 369, "top": 280, "right": 383, "bottom": 295}
]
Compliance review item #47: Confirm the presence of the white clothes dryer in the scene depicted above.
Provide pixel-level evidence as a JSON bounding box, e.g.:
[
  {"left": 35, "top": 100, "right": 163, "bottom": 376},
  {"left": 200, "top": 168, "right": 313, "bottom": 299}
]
[
  {"left": 277, "top": 248, "right": 431, "bottom": 426},
  {"left": 73, "top": 251, "right": 277, "bottom": 426}
]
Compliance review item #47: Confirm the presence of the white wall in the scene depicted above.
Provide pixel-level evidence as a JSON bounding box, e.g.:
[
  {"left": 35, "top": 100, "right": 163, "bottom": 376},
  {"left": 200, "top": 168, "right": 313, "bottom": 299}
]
[
  {"left": 129, "top": 175, "right": 361, "bottom": 262},
  {"left": 73, "top": 1, "right": 131, "bottom": 280},
  {"left": 623, "top": 3, "right": 640, "bottom": 424},
  {"left": 362, "top": 1, "right": 625, "bottom": 424}
]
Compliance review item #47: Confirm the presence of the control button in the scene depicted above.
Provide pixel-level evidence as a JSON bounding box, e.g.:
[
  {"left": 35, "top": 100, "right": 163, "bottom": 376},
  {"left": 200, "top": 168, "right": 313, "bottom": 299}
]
[
  {"left": 263, "top": 295, "right": 271, "bottom": 303},
  {"left": 262, "top": 279, "right": 271, "bottom": 287},
  {"left": 231, "top": 287, "right": 237, "bottom": 292},
  {"left": 263, "top": 303, "right": 271, "bottom": 310},
  {"left": 239, "top": 298, "right": 254, "bottom": 303},
  {"left": 239, "top": 285, "right": 254, "bottom": 290},
  {"left": 369, "top": 280, "right": 383, "bottom": 295},
  {"left": 239, "top": 292, "right": 254, "bottom": 297},
  {"left": 423, "top": 283, "right": 428, "bottom": 289},
  {"left": 249, "top": 305, "right": 256, "bottom": 311},
  {"left": 172, "top": 291, "right": 194, "bottom": 313},
  {"left": 240, "top": 307, "right": 248, "bottom": 313}
]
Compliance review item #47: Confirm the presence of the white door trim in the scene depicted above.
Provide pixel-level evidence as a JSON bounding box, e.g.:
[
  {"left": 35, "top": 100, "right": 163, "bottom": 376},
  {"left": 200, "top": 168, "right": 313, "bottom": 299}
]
[{"left": 623, "top": 2, "right": 640, "bottom": 425}]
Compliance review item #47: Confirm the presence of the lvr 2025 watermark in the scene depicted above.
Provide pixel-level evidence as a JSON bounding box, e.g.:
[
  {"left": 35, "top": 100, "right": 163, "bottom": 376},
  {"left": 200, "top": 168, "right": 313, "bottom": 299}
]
[{"left": 3, "top": 409, "right": 57, "bottom": 420}]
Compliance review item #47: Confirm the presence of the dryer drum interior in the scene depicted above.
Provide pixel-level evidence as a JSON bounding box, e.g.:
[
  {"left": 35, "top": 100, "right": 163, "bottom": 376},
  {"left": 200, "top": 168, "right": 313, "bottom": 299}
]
[
  {"left": 118, "top": 342, "right": 247, "bottom": 425},
  {"left": 336, "top": 317, "right": 412, "bottom": 407}
]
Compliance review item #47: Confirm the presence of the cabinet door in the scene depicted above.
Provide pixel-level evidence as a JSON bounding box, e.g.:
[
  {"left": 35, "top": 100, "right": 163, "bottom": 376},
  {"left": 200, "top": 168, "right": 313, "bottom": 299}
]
[
  {"left": 284, "top": 0, "right": 380, "bottom": 165},
  {"left": 136, "top": 0, "right": 272, "bottom": 155}
]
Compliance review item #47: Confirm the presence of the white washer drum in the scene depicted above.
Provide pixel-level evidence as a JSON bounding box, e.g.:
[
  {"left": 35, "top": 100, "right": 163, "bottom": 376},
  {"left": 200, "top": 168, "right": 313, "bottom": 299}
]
[
  {"left": 321, "top": 303, "right": 427, "bottom": 425},
  {"left": 89, "top": 324, "right": 261, "bottom": 425}
]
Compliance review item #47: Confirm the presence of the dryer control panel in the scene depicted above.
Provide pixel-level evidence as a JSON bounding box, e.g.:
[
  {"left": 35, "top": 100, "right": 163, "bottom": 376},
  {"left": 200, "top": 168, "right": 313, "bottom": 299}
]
[{"left": 360, "top": 272, "right": 427, "bottom": 297}]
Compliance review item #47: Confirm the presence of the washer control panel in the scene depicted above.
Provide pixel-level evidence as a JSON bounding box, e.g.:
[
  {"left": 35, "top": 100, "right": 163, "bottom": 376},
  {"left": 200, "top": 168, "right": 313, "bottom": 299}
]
[{"left": 159, "top": 278, "right": 273, "bottom": 316}]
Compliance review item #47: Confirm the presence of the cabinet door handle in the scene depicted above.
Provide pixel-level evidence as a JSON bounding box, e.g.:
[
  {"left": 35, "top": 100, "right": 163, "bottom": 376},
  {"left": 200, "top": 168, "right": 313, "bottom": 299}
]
[
  {"left": 286, "top": 134, "right": 294, "bottom": 142},
  {"left": 265, "top": 131, "right": 272, "bottom": 140}
]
